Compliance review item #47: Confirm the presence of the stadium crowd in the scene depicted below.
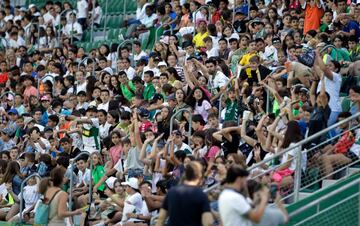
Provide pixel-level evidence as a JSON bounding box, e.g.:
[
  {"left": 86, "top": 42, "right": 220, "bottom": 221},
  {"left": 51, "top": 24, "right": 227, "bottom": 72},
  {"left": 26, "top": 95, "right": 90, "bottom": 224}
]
[{"left": 0, "top": 0, "right": 359, "bottom": 225}]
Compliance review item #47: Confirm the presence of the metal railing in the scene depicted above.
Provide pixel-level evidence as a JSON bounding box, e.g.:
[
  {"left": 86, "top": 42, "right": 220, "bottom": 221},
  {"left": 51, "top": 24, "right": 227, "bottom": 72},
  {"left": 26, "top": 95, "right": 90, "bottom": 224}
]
[
  {"left": 0, "top": 91, "right": 15, "bottom": 107},
  {"left": 170, "top": 108, "right": 192, "bottom": 146},
  {"left": 289, "top": 177, "right": 360, "bottom": 226},
  {"left": 19, "top": 173, "right": 41, "bottom": 223},
  {"left": 78, "top": 56, "right": 96, "bottom": 77},
  {"left": 205, "top": 112, "right": 360, "bottom": 199},
  {"left": 265, "top": 66, "right": 285, "bottom": 113},
  {"left": 68, "top": 151, "right": 91, "bottom": 211},
  {"left": 90, "top": 0, "right": 97, "bottom": 42},
  {"left": 37, "top": 74, "right": 55, "bottom": 98},
  {"left": 193, "top": 6, "right": 211, "bottom": 36},
  {"left": 218, "top": 93, "right": 225, "bottom": 123},
  {"left": 116, "top": 39, "right": 135, "bottom": 73}
]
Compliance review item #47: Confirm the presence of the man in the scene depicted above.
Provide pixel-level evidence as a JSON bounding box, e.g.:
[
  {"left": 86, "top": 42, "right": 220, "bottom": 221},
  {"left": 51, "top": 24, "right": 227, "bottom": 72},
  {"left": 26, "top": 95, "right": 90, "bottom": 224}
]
[
  {"left": 117, "top": 57, "right": 136, "bottom": 80},
  {"left": 203, "top": 58, "right": 229, "bottom": 95},
  {"left": 219, "top": 166, "right": 268, "bottom": 226},
  {"left": 156, "top": 161, "right": 213, "bottom": 226}
]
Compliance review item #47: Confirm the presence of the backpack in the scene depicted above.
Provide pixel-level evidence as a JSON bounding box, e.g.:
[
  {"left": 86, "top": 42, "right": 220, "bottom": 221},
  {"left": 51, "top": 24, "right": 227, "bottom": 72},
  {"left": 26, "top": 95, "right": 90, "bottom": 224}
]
[{"left": 34, "top": 190, "right": 61, "bottom": 226}]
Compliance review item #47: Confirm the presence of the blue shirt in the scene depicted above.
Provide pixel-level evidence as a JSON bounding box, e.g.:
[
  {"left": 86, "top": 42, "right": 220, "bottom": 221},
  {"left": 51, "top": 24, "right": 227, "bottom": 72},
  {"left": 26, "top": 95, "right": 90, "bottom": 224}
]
[{"left": 343, "top": 20, "right": 360, "bottom": 39}]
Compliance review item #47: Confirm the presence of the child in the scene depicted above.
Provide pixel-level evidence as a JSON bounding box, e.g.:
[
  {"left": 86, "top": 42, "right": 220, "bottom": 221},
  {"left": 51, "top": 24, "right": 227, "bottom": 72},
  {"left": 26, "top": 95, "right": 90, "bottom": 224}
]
[
  {"left": 143, "top": 70, "right": 156, "bottom": 101},
  {"left": 239, "top": 39, "right": 258, "bottom": 77},
  {"left": 20, "top": 153, "right": 37, "bottom": 178},
  {"left": 59, "top": 137, "right": 81, "bottom": 159},
  {"left": 224, "top": 87, "right": 239, "bottom": 122},
  {"left": 192, "top": 131, "right": 207, "bottom": 158},
  {"left": 72, "top": 155, "right": 90, "bottom": 209},
  {"left": 102, "top": 131, "right": 123, "bottom": 170},
  {"left": 205, "top": 112, "right": 221, "bottom": 130},
  {"left": 91, "top": 152, "right": 106, "bottom": 198},
  {"left": 7, "top": 176, "right": 39, "bottom": 222}
]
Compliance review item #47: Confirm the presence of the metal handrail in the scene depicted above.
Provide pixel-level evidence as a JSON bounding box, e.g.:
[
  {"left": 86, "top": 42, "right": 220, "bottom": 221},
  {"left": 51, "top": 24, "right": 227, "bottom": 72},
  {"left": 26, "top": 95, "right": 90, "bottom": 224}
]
[
  {"left": 90, "top": 0, "right": 97, "bottom": 42},
  {"left": 320, "top": 44, "right": 338, "bottom": 61},
  {"left": 0, "top": 91, "right": 15, "bottom": 107},
  {"left": 78, "top": 56, "right": 96, "bottom": 77},
  {"left": 289, "top": 177, "right": 360, "bottom": 217},
  {"left": 193, "top": 6, "right": 211, "bottom": 36},
  {"left": 204, "top": 111, "right": 360, "bottom": 193},
  {"left": 116, "top": 39, "right": 135, "bottom": 73},
  {"left": 19, "top": 173, "right": 41, "bottom": 223},
  {"left": 57, "top": 9, "right": 73, "bottom": 46},
  {"left": 0, "top": 37, "right": 9, "bottom": 49},
  {"left": 218, "top": 93, "right": 224, "bottom": 123},
  {"left": 170, "top": 108, "right": 192, "bottom": 146},
  {"left": 68, "top": 151, "right": 91, "bottom": 211},
  {"left": 102, "top": 0, "right": 109, "bottom": 39},
  {"left": 248, "top": 111, "right": 360, "bottom": 171},
  {"left": 37, "top": 74, "right": 55, "bottom": 98}
]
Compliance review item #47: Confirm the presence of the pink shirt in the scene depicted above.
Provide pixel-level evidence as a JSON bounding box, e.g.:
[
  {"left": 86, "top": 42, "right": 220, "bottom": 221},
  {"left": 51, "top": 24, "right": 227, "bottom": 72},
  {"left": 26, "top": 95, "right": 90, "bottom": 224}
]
[
  {"left": 109, "top": 145, "right": 122, "bottom": 167},
  {"left": 205, "top": 146, "right": 220, "bottom": 161},
  {"left": 23, "top": 86, "right": 38, "bottom": 103}
]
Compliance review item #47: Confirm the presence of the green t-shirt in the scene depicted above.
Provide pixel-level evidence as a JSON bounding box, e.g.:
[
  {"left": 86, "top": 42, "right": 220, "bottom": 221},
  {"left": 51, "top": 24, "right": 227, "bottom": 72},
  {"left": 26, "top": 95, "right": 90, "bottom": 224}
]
[
  {"left": 143, "top": 83, "right": 155, "bottom": 101},
  {"left": 331, "top": 48, "right": 351, "bottom": 62},
  {"left": 224, "top": 99, "right": 238, "bottom": 122},
  {"left": 120, "top": 81, "right": 136, "bottom": 102},
  {"left": 93, "top": 165, "right": 106, "bottom": 192}
]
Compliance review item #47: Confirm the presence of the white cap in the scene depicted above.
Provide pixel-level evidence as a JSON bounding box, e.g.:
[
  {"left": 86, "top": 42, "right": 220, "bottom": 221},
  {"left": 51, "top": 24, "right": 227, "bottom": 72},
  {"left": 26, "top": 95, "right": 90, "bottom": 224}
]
[
  {"left": 157, "top": 61, "right": 167, "bottom": 67},
  {"left": 105, "top": 177, "right": 118, "bottom": 190},
  {"left": 102, "top": 67, "right": 113, "bottom": 75},
  {"left": 121, "top": 177, "right": 139, "bottom": 190},
  {"left": 28, "top": 4, "right": 36, "bottom": 9}
]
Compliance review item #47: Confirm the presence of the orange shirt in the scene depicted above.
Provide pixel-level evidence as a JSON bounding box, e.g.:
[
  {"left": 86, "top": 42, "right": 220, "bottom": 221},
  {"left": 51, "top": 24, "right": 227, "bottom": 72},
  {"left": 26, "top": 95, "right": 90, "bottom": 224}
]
[{"left": 304, "top": 5, "right": 324, "bottom": 34}]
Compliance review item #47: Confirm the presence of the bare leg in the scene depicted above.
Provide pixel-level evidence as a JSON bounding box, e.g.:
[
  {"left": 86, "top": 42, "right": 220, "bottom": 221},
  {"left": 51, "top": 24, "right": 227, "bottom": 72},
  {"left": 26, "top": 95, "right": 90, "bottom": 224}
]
[{"left": 5, "top": 203, "right": 19, "bottom": 221}]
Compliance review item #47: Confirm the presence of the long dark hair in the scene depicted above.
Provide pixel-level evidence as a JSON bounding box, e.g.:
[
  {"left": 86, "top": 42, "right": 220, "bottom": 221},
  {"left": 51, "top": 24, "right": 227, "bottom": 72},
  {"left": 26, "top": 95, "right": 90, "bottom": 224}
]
[
  {"left": 185, "top": 86, "right": 210, "bottom": 108},
  {"left": 2, "top": 161, "right": 21, "bottom": 183},
  {"left": 282, "top": 121, "right": 303, "bottom": 149}
]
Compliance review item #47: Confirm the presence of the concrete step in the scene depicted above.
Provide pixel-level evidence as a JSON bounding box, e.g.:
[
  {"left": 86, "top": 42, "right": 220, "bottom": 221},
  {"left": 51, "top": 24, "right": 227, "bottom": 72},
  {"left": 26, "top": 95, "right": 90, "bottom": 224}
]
[
  {"left": 299, "top": 192, "right": 313, "bottom": 200},
  {"left": 322, "top": 179, "right": 338, "bottom": 188},
  {"left": 348, "top": 167, "right": 360, "bottom": 175}
]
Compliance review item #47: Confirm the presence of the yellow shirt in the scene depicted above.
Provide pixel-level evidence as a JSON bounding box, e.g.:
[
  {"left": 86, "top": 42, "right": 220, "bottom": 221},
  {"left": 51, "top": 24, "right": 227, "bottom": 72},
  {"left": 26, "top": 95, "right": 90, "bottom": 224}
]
[
  {"left": 193, "top": 31, "right": 208, "bottom": 48},
  {"left": 240, "top": 52, "right": 257, "bottom": 77}
]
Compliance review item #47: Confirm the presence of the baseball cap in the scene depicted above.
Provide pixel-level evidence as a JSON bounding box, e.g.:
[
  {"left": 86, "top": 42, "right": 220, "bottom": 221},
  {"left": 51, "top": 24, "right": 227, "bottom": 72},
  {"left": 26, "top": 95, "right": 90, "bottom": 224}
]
[
  {"left": 86, "top": 105, "right": 98, "bottom": 112},
  {"left": 137, "top": 108, "right": 150, "bottom": 118},
  {"left": 157, "top": 61, "right": 167, "bottom": 67},
  {"left": 40, "top": 96, "right": 50, "bottom": 101},
  {"left": 105, "top": 177, "right": 118, "bottom": 190},
  {"left": 7, "top": 108, "right": 18, "bottom": 115},
  {"left": 272, "top": 37, "right": 281, "bottom": 44},
  {"left": 121, "top": 177, "right": 139, "bottom": 190}
]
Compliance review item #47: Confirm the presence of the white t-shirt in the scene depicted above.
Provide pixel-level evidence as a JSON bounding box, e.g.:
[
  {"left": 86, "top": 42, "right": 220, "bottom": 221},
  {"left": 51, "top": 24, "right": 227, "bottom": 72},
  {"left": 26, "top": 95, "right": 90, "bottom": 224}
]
[
  {"left": 219, "top": 189, "right": 252, "bottom": 226},
  {"left": 317, "top": 72, "right": 342, "bottom": 112},
  {"left": 212, "top": 71, "right": 229, "bottom": 89},
  {"left": 122, "top": 192, "right": 143, "bottom": 222},
  {"left": 77, "top": 168, "right": 91, "bottom": 186},
  {"left": 82, "top": 118, "right": 100, "bottom": 153},
  {"left": 124, "top": 67, "right": 136, "bottom": 80},
  {"left": 19, "top": 185, "right": 39, "bottom": 211},
  {"left": 94, "top": 6, "right": 103, "bottom": 24},
  {"left": 99, "top": 121, "right": 111, "bottom": 139},
  {"left": 136, "top": 3, "right": 151, "bottom": 21},
  {"left": 134, "top": 51, "right": 147, "bottom": 62},
  {"left": 64, "top": 22, "right": 83, "bottom": 40},
  {"left": 77, "top": 0, "right": 89, "bottom": 19},
  {"left": 76, "top": 81, "right": 87, "bottom": 94},
  {"left": 97, "top": 101, "right": 109, "bottom": 112},
  {"left": 206, "top": 47, "right": 219, "bottom": 58},
  {"left": 34, "top": 137, "right": 51, "bottom": 154}
]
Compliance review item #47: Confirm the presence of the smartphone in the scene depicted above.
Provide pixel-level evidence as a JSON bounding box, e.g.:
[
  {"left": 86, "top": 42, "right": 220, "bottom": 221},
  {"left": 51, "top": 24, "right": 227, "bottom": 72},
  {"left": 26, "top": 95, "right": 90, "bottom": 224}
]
[{"left": 270, "top": 184, "right": 278, "bottom": 200}]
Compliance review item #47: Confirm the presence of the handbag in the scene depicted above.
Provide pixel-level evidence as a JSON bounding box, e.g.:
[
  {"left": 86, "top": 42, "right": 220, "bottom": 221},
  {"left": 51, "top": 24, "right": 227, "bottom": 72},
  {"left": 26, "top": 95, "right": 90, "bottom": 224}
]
[
  {"left": 34, "top": 190, "right": 61, "bottom": 226},
  {"left": 298, "top": 47, "right": 316, "bottom": 67}
]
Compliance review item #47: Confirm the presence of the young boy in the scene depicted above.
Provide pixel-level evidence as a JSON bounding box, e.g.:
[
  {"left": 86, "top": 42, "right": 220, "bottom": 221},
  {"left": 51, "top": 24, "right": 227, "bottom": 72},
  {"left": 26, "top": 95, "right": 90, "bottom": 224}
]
[
  {"left": 239, "top": 39, "right": 258, "bottom": 77},
  {"left": 205, "top": 112, "right": 221, "bottom": 129},
  {"left": 191, "top": 114, "right": 206, "bottom": 132},
  {"left": 73, "top": 155, "right": 90, "bottom": 200},
  {"left": 204, "top": 36, "right": 219, "bottom": 58},
  {"left": 143, "top": 70, "right": 156, "bottom": 101},
  {"left": 224, "top": 87, "right": 239, "bottom": 122},
  {"left": 76, "top": 91, "right": 89, "bottom": 110},
  {"left": 59, "top": 137, "right": 81, "bottom": 159},
  {"left": 98, "top": 89, "right": 110, "bottom": 111},
  {"left": 20, "top": 153, "right": 37, "bottom": 178}
]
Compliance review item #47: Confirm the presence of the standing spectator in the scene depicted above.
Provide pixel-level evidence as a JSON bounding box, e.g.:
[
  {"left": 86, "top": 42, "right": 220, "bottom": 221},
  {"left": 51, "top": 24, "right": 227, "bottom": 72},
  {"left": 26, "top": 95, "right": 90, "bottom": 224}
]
[
  {"left": 156, "top": 161, "right": 214, "bottom": 226},
  {"left": 219, "top": 166, "right": 268, "bottom": 226},
  {"left": 301, "top": 0, "right": 324, "bottom": 34},
  {"left": 77, "top": 0, "right": 88, "bottom": 29}
]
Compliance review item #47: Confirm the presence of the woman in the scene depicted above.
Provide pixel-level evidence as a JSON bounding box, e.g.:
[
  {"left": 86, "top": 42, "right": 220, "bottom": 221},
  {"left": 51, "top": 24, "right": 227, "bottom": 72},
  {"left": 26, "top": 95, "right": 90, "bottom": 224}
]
[
  {"left": 38, "top": 167, "right": 82, "bottom": 225},
  {"left": 39, "top": 26, "right": 58, "bottom": 53}
]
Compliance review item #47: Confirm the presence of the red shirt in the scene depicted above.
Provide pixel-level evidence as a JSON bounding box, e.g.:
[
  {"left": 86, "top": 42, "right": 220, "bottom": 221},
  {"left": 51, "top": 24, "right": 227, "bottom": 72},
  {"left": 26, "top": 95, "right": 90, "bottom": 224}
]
[{"left": 0, "top": 72, "right": 9, "bottom": 84}]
